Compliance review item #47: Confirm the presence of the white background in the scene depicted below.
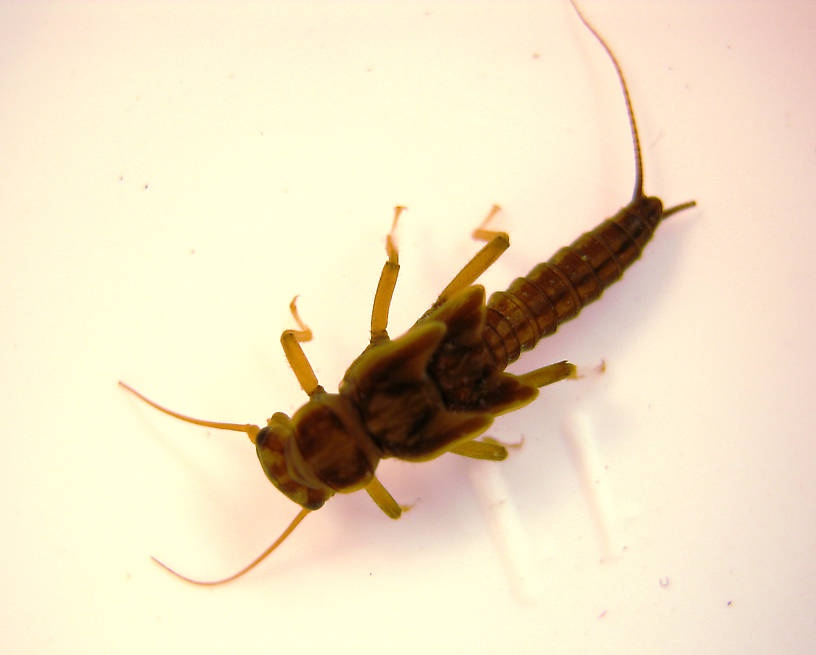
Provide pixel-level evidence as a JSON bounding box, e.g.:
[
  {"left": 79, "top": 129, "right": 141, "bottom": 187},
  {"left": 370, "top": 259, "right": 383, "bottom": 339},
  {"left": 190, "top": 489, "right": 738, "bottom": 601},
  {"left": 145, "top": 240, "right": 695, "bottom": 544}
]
[{"left": 2, "top": 1, "right": 814, "bottom": 653}]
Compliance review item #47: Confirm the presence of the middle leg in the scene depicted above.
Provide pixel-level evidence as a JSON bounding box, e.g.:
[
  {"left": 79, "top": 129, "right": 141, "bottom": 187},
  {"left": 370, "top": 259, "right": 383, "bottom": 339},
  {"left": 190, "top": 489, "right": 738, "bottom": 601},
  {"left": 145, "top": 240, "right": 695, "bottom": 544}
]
[{"left": 369, "top": 206, "right": 405, "bottom": 345}]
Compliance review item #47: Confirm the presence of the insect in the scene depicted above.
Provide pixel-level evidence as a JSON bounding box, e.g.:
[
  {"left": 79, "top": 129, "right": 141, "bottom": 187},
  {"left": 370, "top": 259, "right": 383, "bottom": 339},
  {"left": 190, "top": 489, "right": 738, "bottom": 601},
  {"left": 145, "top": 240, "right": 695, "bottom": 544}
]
[{"left": 120, "top": 0, "right": 695, "bottom": 585}]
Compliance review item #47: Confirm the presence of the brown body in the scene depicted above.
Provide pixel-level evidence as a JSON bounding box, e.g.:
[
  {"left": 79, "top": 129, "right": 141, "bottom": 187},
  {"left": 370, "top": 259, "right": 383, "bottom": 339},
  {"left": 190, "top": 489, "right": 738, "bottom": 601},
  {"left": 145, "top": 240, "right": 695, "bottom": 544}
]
[
  {"left": 256, "top": 287, "right": 540, "bottom": 511},
  {"left": 119, "top": 1, "right": 695, "bottom": 585},
  {"left": 254, "top": 194, "right": 670, "bottom": 512}
]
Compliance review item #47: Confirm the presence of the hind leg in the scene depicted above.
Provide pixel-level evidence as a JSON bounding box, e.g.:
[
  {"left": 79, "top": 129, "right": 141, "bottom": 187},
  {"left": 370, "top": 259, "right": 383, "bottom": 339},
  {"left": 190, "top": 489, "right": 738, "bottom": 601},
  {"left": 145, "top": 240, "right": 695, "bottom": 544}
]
[
  {"left": 515, "top": 361, "right": 577, "bottom": 388},
  {"left": 449, "top": 439, "right": 508, "bottom": 461},
  {"left": 435, "top": 205, "right": 510, "bottom": 305},
  {"left": 449, "top": 362, "right": 576, "bottom": 462}
]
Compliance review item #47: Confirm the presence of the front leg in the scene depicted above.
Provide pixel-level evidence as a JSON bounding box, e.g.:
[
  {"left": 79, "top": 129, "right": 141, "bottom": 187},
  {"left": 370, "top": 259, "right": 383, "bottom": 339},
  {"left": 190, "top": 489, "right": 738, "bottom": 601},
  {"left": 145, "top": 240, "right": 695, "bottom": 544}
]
[{"left": 280, "top": 297, "right": 323, "bottom": 397}]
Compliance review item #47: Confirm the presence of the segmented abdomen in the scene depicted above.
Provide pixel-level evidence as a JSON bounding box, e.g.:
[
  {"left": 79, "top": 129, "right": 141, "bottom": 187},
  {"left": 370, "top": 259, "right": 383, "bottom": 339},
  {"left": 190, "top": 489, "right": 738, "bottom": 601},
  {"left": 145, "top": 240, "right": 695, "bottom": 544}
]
[{"left": 483, "top": 195, "right": 664, "bottom": 370}]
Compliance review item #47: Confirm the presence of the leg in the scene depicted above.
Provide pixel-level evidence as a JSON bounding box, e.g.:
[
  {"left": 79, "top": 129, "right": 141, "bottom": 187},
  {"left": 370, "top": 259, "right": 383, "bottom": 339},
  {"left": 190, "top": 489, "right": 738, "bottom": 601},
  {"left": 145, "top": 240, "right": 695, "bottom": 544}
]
[
  {"left": 449, "top": 439, "right": 508, "bottom": 461},
  {"left": 436, "top": 205, "right": 510, "bottom": 304},
  {"left": 365, "top": 475, "right": 402, "bottom": 519},
  {"left": 515, "top": 360, "right": 576, "bottom": 388},
  {"left": 280, "top": 297, "right": 323, "bottom": 397},
  {"left": 370, "top": 206, "right": 405, "bottom": 345},
  {"left": 451, "top": 363, "right": 575, "bottom": 462}
]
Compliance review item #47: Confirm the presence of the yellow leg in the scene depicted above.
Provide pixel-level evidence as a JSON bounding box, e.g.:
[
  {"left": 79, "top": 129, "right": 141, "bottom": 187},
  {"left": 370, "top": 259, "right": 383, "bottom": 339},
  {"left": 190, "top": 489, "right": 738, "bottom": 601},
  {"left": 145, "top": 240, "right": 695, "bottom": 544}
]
[
  {"left": 436, "top": 205, "right": 510, "bottom": 304},
  {"left": 280, "top": 297, "right": 322, "bottom": 397},
  {"left": 483, "top": 435, "right": 524, "bottom": 450},
  {"left": 365, "top": 475, "right": 402, "bottom": 519},
  {"left": 449, "top": 439, "right": 508, "bottom": 461},
  {"left": 515, "top": 361, "right": 576, "bottom": 388},
  {"left": 370, "top": 206, "right": 405, "bottom": 345}
]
